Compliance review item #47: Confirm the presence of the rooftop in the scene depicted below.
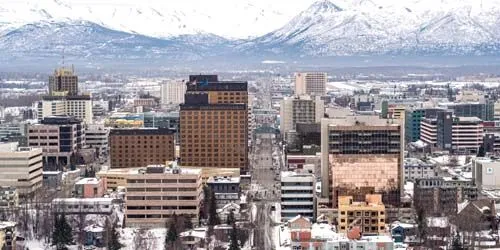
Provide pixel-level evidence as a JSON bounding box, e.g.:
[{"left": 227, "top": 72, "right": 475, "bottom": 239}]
[
  {"left": 323, "top": 115, "right": 401, "bottom": 127},
  {"left": 281, "top": 171, "right": 315, "bottom": 179},
  {"left": 52, "top": 197, "right": 114, "bottom": 204},
  {"left": 207, "top": 176, "right": 240, "bottom": 184},
  {"left": 75, "top": 178, "right": 101, "bottom": 185},
  {"left": 109, "top": 127, "right": 175, "bottom": 136},
  {"left": 0, "top": 221, "right": 16, "bottom": 230},
  {"left": 0, "top": 142, "right": 39, "bottom": 153},
  {"left": 180, "top": 103, "right": 247, "bottom": 110}
]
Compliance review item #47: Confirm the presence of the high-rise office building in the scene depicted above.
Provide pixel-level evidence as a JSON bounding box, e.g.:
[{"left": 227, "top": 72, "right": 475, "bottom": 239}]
[
  {"left": 37, "top": 95, "right": 93, "bottom": 123},
  {"left": 49, "top": 67, "right": 79, "bottom": 96},
  {"left": 180, "top": 75, "right": 248, "bottom": 172},
  {"left": 27, "top": 116, "right": 85, "bottom": 167},
  {"left": 321, "top": 116, "right": 404, "bottom": 207},
  {"left": 109, "top": 128, "right": 175, "bottom": 168},
  {"left": 280, "top": 95, "right": 324, "bottom": 137},
  {"left": 161, "top": 80, "right": 187, "bottom": 105},
  {"left": 420, "top": 111, "right": 483, "bottom": 154},
  {"left": 295, "top": 72, "right": 327, "bottom": 96}
]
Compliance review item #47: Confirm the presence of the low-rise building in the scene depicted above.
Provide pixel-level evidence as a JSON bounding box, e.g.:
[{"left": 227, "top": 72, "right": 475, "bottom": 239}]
[
  {"left": 0, "top": 221, "right": 17, "bottom": 250},
  {"left": 414, "top": 177, "right": 477, "bottom": 216},
  {"left": 52, "top": 198, "right": 115, "bottom": 214},
  {"left": 0, "top": 187, "right": 18, "bottom": 208},
  {"left": 280, "top": 171, "right": 315, "bottom": 222},
  {"left": 404, "top": 158, "right": 437, "bottom": 182},
  {"left": 0, "top": 142, "right": 43, "bottom": 197},
  {"left": 42, "top": 171, "right": 63, "bottom": 190},
  {"left": 207, "top": 176, "right": 240, "bottom": 209},
  {"left": 124, "top": 163, "right": 202, "bottom": 227},
  {"left": 472, "top": 158, "right": 500, "bottom": 190},
  {"left": 74, "top": 178, "right": 105, "bottom": 198},
  {"left": 337, "top": 194, "right": 386, "bottom": 234},
  {"left": 85, "top": 124, "right": 109, "bottom": 158}
]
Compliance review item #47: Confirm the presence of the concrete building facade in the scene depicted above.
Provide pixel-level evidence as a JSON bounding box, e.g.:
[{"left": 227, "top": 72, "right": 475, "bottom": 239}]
[
  {"left": 420, "top": 111, "right": 483, "bottom": 153},
  {"left": 160, "top": 80, "right": 187, "bottom": 105},
  {"left": 295, "top": 72, "right": 327, "bottom": 96},
  {"left": 280, "top": 95, "right": 324, "bottom": 138},
  {"left": 472, "top": 158, "right": 500, "bottom": 190},
  {"left": 0, "top": 142, "right": 43, "bottom": 197},
  {"left": 337, "top": 194, "right": 386, "bottom": 234},
  {"left": 27, "top": 116, "right": 84, "bottom": 167},
  {"left": 109, "top": 128, "right": 175, "bottom": 168},
  {"left": 49, "top": 67, "right": 79, "bottom": 96},
  {"left": 125, "top": 163, "right": 202, "bottom": 227},
  {"left": 37, "top": 95, "right": 93, "bottom": 124},
  {"left": 85, "top": 124, "right": 109, "bottom": 158},
  {"left": 280, "top": 171, "right": 315, "bottom": 222},
  {"left": 206, "top": 176, "right": 240, "bottom": 209}
]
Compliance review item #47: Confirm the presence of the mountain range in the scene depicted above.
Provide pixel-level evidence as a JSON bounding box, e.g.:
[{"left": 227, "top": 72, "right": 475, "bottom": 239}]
[{"left": 1, "top": 0, "right": 500, "bottom": 68}]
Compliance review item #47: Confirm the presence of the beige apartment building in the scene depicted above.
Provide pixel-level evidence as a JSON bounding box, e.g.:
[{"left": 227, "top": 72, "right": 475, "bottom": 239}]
[
  {"left": 295, "top": 72, "right": 327, "bottom": 96},
  {"left": 124, "top": 162, "right": 202, "bottom": 227},
  {"left": 0, "top": 142, "right": 43, "bottom": 197},
  {"left": 338, "top": 194, "right": 386, "bottom": 234}
]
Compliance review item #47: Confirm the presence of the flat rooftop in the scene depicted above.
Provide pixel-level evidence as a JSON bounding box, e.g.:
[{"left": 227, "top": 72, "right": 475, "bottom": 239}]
[
  {"left": 75, "top": 178, "right": 101, "bottom": 185},
  {"left": 110, "top": 127, "right": 175, "bottom": 136},
  {"left": 207, "top": 176, "right": 240, "bottom": 183},
  {"left": 323, "top": 115, "right": 401, "bottom": 127}
]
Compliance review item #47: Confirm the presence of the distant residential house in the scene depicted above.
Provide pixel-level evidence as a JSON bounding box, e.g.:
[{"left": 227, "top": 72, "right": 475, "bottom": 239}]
[
  {"left": 217, "top": 202, "right": 241, "bottom": 222},
  {"left": 454, "top": 199, "right": 496, "bottom": 233},
  {"left": 390, "top": 221, "right": 417, "bottom": 243}
]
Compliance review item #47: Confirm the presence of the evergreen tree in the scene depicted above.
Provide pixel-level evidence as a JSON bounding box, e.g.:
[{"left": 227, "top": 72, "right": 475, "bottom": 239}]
[
  {"left": 207, "top": 188, "right": 220, "bottom": 226},
  {"left": 52, "top": 214, "right": 73, "bottom": 250},
  {"left": 227, "top": 210, "right": 235, "bottom": 225},
  {"left": 106, "top": 218, "right": 123, "bottom": 250},
  {"left": 228, "top": 221, "right": 240, "bottom": 250},
  {"left": 165, "top": 214, "right": 180, "bottom": 250},
  {"left": 184, "top": 217, "right": 193, "bottom": 230},
  {"left": 451, "top": 231, "right": 464, "bottom": 250},
  {"left": 477, "top": 144, "right": 486, "bottom": 157}
]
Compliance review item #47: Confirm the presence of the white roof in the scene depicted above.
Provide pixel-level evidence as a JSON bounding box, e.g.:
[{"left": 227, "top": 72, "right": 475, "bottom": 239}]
[
  {"left": 0, "top": 221, "right": 16, "bottom": 230},
  {"left": 76, "top": 178, "right": 101, "bottom": 185},
  {"left": 426, "top": 217, "right": 449, "bottom": 228},
  {"left": 180, "top": 228, "right": 206, "bottom": 239},
  {"left": 52, "top": 198, "right": 114, "bottom": 204}
]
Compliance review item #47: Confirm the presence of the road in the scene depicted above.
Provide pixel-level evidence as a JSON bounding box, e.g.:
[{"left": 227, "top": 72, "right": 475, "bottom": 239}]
[{"left": 250, "top": 132, "right": 282, "bottom": 250}]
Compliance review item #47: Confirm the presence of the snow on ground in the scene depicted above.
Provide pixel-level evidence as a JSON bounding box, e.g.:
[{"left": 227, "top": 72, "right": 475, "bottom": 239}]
[
  {"left": 273, "top": 225, "right": 291, "bottom": 250},
  {"left": 404, "top": 181, "right": 414, "bottom": 198},
  {"left": 270, "top": 202, "right": 281, "bottom": 224},
  {"left": 120, "top": 228, "right": 166, "bottom": 250},
  {"left": 429, "top": 155, "right": 469, "bottom": 166},
  {"left": 251, "top": 203, "right": 257, "bottom": 222}
]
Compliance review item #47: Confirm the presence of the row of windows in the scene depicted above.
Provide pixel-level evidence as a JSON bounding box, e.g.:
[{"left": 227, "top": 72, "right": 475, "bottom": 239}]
[
  {"left": 126, "top": 187, "right": 197, "bottom": 192},
  {"left": 126, "top": 196, "right": 196, "bottom": 201},
  {"left": 127, "top": 179, "right": 196, "bottom": 184},
  {"left": 340, "top": 211, "right": 384, "bottom": 216}
]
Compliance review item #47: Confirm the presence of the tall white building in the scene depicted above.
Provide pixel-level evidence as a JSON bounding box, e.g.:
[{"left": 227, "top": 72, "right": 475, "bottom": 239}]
[
  {"left": 280, "top": 171, "right": 315, "bottom": 222},
  {"left": 161, "top": 80, "right": 186, "bottom": 105},
  {"left": 85, "top": 124, "right": 110, "bottom": 158},
  {"left": 280, "top": 95, "right": 324, "bottom": 136},
  {"left": 295, "top": 72, "right": 327, "bottom": 96},
  {"left": 0, "top": 142, "right": 43, "bottom": 197},
  {"left": 36, "top": 96, "right": 93, "bottom": 124}
]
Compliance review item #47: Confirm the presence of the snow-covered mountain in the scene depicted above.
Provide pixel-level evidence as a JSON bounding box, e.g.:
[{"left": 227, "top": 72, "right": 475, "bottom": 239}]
[
  {"left": 0, "top": 0, "right": 313, "bottom": 39},
  {"left": 238, "top": 0, "right": 500, "bottom": 56},
  {"left": 2, "top": 0, "right": 500, "bottom": 66}
]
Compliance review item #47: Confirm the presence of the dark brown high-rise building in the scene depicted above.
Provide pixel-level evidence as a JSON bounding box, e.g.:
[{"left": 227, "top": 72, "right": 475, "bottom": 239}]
[
  {"left": 109, "top": 128, "right": 175, "bottom": 168},
  {"left": 180, "top": 75, "right": 248, "bottom": 173},
  {"left": 49, "top": 67, "right": 79, "bottom": 96}
]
